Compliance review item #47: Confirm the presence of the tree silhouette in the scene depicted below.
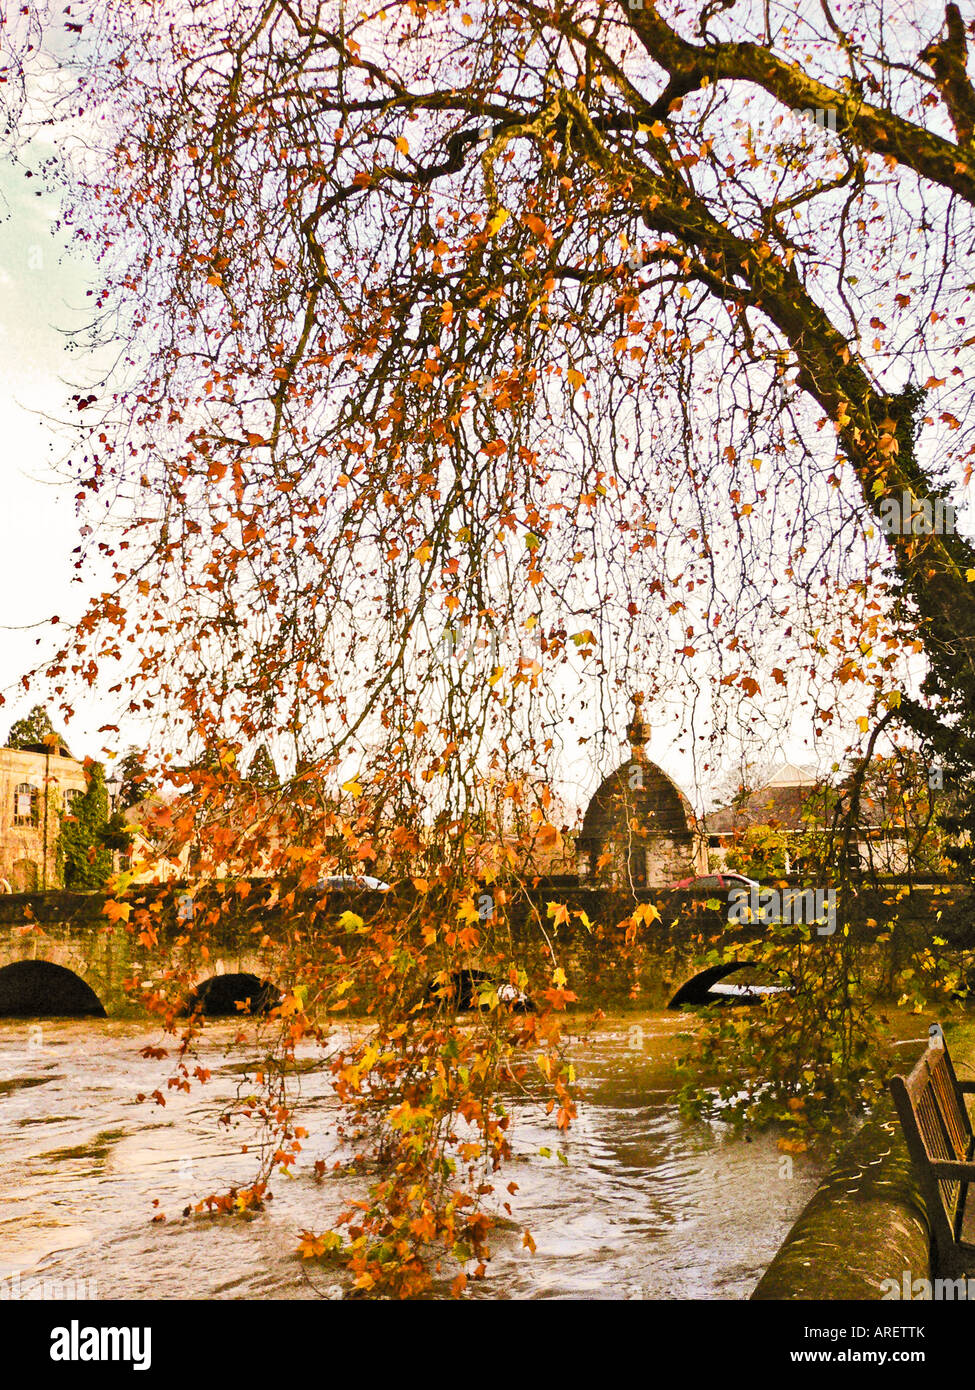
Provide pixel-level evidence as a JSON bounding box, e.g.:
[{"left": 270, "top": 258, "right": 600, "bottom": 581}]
[
  {"left": 6, "top": 705, "right": 69, "bottom": 755},
  {"left": 117, "top": 748, "right": 154, "bottom": 809},
  {"left": 246, "top": 744, "right": 279, "bottom": 791},
  {"left": 58, "top": 763, "right": 113, "bottom": 891}
]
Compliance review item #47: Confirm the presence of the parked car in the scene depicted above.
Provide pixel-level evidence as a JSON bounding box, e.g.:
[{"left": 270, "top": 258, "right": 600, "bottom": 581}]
[
  {"left": 318, "top": 874, "right": 391, "bottom": 892},
  {"left": 420, "top": 968, "right": 533, "bottom": 1013},
  {"left": 670, "top": 872, "right": 760, "bottom": 893},
  {"left": 671, "top": 871, "right": 765, "bottom": 927}
]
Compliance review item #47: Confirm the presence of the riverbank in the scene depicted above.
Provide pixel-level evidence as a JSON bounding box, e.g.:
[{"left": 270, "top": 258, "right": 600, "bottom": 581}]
[{"left": 753, "top": 1020, "right": 975, "bottom": 1299}]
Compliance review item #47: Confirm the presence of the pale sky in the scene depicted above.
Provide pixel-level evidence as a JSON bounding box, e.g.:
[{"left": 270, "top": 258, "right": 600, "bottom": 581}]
[{"left": 0, "top": 150, "right": 117, "bottom": 757}]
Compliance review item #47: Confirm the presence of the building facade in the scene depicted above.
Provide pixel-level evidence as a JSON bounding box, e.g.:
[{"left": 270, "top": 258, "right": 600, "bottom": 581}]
[
  {"left": 704, "top": 761, "right": 928, "bottom": 878},
  {"left": 0, "top": 744, "right": 88, "bottom": 891}
]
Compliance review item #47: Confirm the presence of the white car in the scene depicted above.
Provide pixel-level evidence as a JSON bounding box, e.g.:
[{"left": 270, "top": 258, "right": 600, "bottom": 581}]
[{"left": 319, "top": 875, "right": 391, "bottom": 892}]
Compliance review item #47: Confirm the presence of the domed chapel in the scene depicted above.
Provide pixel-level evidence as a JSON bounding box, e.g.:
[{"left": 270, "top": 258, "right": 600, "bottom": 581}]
[{"left": 575, "top": 695, "right": 707, "bottom": 887}]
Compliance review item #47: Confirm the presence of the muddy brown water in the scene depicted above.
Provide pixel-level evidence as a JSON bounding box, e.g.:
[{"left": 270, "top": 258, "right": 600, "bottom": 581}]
[{"left": 0, "top": 1012, "right": 830, "bottom": 1299}]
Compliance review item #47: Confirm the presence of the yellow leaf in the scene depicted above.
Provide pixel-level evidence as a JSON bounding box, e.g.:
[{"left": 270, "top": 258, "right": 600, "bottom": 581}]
[
  {"left": 633, "top": 901, "right": 661, "bottom": 926},
  {"left": 856, "top": 716, "right": 869, "bottom": 733},
  {"left": 486, "top": 208, "right": 510, "bottom": 236},
  {"left": 395, "top": 136, "right": 409, "bottom": 155},
  {"left": 341, "top": 778, "right": 363, "bottom": 796}
]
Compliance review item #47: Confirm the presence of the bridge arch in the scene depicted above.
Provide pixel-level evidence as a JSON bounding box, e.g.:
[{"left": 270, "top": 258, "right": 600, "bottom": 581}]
[
  {"left": 0, "top": 960, "right": 107, "bottom": 1018},
  {"left": 184, "top": 972, "right": 280, "bottom": 1017}
]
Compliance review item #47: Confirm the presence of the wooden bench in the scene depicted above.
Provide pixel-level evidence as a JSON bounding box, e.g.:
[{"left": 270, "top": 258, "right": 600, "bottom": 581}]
[{"left": 889, "top": 1026, "right": 975, "bottom": 1277}]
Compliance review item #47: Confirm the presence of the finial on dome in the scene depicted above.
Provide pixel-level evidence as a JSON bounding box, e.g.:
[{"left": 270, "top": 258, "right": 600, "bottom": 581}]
[{"left": 627, "top": 691, "right": 647, "bottom": 751}]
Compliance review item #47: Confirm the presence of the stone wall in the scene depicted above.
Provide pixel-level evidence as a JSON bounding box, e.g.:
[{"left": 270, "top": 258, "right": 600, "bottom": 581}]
[{"left": 751, "top": 1110, "right": 932, "bottom": 1299}]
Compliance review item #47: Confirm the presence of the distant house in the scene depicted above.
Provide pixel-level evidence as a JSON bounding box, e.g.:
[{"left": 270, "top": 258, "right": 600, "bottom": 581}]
[
  {"left": 704, "top": 760, "right": 937, "bottom": 878},
  {"left": 110, "top": 797, "right": 181, "bottom": 882},
  {"left": 0, "top": 742, "right": 88, "bottom": 891},
  {"left": 707, "top": 762, "right": 821, "bottom": 830}
]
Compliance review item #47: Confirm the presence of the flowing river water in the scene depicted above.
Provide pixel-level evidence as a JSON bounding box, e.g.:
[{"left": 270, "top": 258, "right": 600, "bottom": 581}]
[{"left": 0, "top": 1011, "right": 828, "bottom": 1300}]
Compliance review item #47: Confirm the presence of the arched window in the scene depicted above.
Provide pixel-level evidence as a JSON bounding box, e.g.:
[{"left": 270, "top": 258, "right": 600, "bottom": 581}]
[
  {"left": 13, "top": 783, "right": 39, "bottom": 827},
  {"left": 63, "top": 787, "right": 83, "bottom": 815}
]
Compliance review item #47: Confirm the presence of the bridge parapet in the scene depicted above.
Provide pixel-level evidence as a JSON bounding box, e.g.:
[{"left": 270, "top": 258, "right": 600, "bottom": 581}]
[{"left": 0, "top": 880, "right": 970, "bottom": 1017}]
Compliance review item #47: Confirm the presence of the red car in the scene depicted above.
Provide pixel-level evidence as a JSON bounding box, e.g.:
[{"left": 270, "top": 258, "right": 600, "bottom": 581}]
[{"left": 670, "top": 872, "right": 760, "bottom": 892}]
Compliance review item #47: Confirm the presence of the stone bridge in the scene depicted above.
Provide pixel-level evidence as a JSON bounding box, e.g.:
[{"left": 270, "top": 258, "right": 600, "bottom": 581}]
[
  {"left": 0, "top": 880, "right": 969, "bottom": 1018},
  {"left": 0, "top": 883, "right": 309, "bottom": 1017}
]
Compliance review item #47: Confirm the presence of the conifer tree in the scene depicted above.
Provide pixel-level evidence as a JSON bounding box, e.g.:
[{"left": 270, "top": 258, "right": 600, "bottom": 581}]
[{"left": 59, "top": 763, "right": 114, "bottom": 890}]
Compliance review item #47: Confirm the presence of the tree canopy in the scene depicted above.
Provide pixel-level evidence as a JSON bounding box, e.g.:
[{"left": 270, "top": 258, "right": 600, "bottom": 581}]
[
  {"left": 246, "top": 744, "right": 280, "bottom": 790},
  {"left": 117, "top": 748, "right": 155, "bottom": 809},
  {"left": 6, "top": 0, "right": 975, "bottom": 786},
  {"left": 6, "top": 705, "right": 70, "bottom": 754}
]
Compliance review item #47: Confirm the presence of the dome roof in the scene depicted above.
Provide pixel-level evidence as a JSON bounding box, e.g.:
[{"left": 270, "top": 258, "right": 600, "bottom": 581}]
[{"left": 578, "top": 757, "right": 694, "bottom": 847}]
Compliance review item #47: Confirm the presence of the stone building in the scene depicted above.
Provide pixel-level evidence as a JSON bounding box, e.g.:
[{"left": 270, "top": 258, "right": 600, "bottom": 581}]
[
  {"left": 575, "top": 695, "right": 708, "bottom": 888},
  {"left": 0, "top": 742, "right": 88, "bottom": 891}
]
